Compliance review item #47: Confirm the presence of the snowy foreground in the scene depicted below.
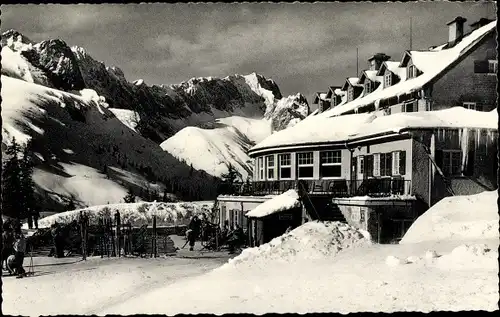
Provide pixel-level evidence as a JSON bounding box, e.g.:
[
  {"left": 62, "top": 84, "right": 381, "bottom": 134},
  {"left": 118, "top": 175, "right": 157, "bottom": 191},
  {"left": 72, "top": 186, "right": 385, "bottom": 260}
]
[{"left": 5, "top": 192, "right": 499, "bottom": 315}]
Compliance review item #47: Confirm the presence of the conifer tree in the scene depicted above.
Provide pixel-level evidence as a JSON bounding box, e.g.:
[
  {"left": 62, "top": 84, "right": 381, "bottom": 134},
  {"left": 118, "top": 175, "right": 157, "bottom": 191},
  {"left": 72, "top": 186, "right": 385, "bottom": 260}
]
[
  {"left": 2, "top": 138, "right": 23, "bottom": 219},
  {"left": 20, "top": 140, "right": 37, "bottom": 224},
  {"left": 123, "top": 188, "right": 136, "bottom": 203}
]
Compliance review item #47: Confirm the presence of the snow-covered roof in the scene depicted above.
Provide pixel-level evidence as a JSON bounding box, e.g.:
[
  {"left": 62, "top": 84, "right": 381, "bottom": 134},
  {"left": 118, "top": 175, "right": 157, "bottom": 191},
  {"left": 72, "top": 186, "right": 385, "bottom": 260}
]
[
  {"left": 361, "top": 70, "right": 380, "bottom": 82},
  {"left": 245, "top": 190, "right": 301, "bottom": 218},
  {"left": 326, "top": 20, "right": 496, "bottom": 116},
  {"left": 249, "top": 107, "right": 497, "bottom": 153}
]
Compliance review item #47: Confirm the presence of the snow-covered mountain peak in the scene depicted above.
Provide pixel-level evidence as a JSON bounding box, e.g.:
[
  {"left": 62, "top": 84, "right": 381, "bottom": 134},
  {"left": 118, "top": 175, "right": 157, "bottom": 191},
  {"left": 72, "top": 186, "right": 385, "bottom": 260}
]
[
  {"left": 133, "top": 79, "right": 145, "bottom": 86},
  {"left": 71, "top": 45, "right": 88, "bottom": 59},
  {"left": 265, "top": 93, "right": 310, "bottom": 132},
  {"left": 1, "top": 29, "right": 33, "bottom": 51}
]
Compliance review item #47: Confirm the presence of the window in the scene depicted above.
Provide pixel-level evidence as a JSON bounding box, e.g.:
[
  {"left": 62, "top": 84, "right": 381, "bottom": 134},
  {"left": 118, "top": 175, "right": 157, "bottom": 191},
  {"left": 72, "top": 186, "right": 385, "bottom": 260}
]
[
  {"left": 358, "top": 156, "right": 364, "bottom": 174},
  {"left": 258, "top": 157, "right": 264, "bottom": 180},
  {"left": 402, "top": 101, "right": 417, "bottom": 113},
  {"left": 392, "top": 151, "right": 406, "bottom": 175},
  {"left": 407, "top": 65, "right": 418, "bottom": 79},
  {"left": 348, "top": 87, "right": 354, "bottom": 101},
  {"left": 320, "top": 151, "right": 342, "bottom": 178},
  {"left": 373, "top": 153, "right": 381, "bottom": 176},
  {"left": 488, "top": 60, "right": 498, "bottom": 74},
  {"left": 266, "top": 155, "right": 275, "bottom": 180},
  {"left": 364, "top": 81, "right": 372, "bottom": 94},
  {"left": 380, "top": 153, "right": 393, "bottom": 177},
  {"left": 442, "top": 150, "right": 462, "bottom": 176},
  {"left": 365, "top": 155, "right": 374, "bottom": 177},
  {"left": 384, "top": 72, "right": 392, "bottom": 88},
  {"left": 463, "top": 102, "right": 481, "bottom": 111},
  {"left": 279, "top": 153, "right": 292, "bottom": 179},
  {"left": 297, "top": 152, "right": 314, "bottom": 178}
]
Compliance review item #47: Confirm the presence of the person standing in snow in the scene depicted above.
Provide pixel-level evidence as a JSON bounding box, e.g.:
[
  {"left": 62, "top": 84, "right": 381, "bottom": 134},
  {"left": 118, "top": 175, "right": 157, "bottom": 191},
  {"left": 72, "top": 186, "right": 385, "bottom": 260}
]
[
  {"left": 227, "top": 224, "right": 244, "bottom": 254},
  {"left": 2, "top": 223, "right": 15, "bottom": 271},
  {"left": 12, "top": 227, "right": 27, "bottom": 278},
  {"left": 187, "top": 216, "right": 201, "bottom": 251}
]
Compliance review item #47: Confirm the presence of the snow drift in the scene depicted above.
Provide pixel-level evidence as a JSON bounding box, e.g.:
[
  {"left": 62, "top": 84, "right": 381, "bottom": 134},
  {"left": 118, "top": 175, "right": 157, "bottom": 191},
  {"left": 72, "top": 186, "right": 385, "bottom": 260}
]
[
  {"left": 28, "top": 200, "right": 213, "bottom": 229},
  {"left": 223, "top": 221, "right": 371, "bottom": 268},
  {"left": 400, "top": 190, "right": 499, "bottom": 244}
]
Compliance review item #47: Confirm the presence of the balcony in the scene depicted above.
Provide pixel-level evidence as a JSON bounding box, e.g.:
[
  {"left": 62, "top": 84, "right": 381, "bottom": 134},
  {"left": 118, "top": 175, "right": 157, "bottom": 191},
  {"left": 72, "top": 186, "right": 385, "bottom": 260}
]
[{"left": 218, "top": 178, "right": 412, "bottom": 197}]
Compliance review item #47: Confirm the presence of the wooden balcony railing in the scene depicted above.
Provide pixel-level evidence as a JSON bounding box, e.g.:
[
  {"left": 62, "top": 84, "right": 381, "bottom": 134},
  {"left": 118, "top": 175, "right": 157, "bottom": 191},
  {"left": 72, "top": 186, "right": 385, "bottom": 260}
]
[{"left": 217, "top": 178, "right": 412, "bottom": 197}]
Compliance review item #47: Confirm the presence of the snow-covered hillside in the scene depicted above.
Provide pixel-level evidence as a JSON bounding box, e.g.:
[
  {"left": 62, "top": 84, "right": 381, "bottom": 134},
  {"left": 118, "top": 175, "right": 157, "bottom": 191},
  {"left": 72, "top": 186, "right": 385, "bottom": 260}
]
[
  {"left": 1, "top": 75, "right": 218, "bottom": 209},
  {"left": 161, "top": 116, "right": 272, "bottom": 178},
  {"left": 161, "top": 93, "right": 309, "bottom": 178}
]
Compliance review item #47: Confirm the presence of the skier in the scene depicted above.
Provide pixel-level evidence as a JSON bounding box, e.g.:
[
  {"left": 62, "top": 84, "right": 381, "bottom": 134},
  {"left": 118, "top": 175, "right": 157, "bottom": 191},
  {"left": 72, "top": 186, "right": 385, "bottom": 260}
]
[
  {"left": 12, "top": 227, "right": 27, "bottom": 278},
  {"left": 2, "top": 223, "right": 15, "bottom": 271}
]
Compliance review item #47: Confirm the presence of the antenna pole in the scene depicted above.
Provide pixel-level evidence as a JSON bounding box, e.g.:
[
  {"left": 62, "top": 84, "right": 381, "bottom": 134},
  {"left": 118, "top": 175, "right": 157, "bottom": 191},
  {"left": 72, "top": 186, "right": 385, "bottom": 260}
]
[
  {"left": 410, "top": 17, "right": 413, "bottom": 50},
  {"left": 356, "top": 48, "right": 359, "bottom": 75}
]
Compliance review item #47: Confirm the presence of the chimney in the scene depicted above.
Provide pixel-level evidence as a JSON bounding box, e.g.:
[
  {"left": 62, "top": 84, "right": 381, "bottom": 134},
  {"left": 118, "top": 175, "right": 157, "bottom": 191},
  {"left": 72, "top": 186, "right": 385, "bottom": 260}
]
[
  {"left": 446, "top": 16, "right": 467, "bottom": 46},
  {"left": 470, "top": 18, "right": 494, "bottom": 31},
  {"left": 367, "top": 53, "right": 391, "bottom": 71}
]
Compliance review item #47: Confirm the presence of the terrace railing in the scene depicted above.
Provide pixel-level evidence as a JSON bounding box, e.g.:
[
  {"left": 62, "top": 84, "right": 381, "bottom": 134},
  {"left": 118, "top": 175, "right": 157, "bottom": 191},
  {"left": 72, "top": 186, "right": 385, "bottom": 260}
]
[{"left": 218, "top": 178, "right": 411, "bottom": 198}]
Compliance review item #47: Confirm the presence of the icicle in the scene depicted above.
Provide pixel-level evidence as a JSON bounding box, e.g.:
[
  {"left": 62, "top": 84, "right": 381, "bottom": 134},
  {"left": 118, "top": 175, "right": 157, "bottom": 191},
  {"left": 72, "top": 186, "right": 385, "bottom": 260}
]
[{"left": 460, "top": 128, "right": 469, "bottom": 171}]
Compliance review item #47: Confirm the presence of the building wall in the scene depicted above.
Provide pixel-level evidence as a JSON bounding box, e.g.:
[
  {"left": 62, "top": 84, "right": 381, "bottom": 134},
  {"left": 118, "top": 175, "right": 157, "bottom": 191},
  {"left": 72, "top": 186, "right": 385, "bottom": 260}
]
[
  {"left": 351, "top": 138, "right": 413, "bottom": 183},
  {"left": 217, "top": 199, "right": 268, "bottom": 230},
  {"left": 411, "top": 129, "right": 498, "bottom": 207},
  {"left": 411, "top": 134, "right": 432, "bottom": 207},
  {"left": 431, "top": 34, "right": 497, "bottom": 112}
]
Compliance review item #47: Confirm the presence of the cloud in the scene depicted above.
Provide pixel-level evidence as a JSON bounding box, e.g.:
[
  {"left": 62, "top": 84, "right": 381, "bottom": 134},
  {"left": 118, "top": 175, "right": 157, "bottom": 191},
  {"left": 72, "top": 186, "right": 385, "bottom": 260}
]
[{"left": 1, "top": 2, "right": 494, "bottom": 102}]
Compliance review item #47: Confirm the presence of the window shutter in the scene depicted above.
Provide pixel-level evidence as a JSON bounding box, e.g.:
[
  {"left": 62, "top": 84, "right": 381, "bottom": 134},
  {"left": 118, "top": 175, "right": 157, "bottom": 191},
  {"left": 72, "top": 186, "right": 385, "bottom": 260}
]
[
  {"left": 399, "top": 151, "right": 406, "bottom": 175},
  {"left": 365, "top": 155, "right": 373, "bottom": 177},
  {"left": 373, "top": 154, "right": 381, "bottom": 177},
  {"left": 392, "top": 152, "right": 400, "bottom": 175},
  {"left": 387, "top": 154, "right": 391, "bottom": 176},
  {"left": 474, "top": 60, "right": 489, "bottom": 73}
]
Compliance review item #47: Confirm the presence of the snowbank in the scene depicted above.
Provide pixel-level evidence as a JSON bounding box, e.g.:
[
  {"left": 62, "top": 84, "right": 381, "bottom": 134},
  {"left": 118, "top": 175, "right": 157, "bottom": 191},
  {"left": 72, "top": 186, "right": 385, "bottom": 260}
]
[
  {"left": 245, "top": 189, "right": 300, "bottom": 218},
  {"left": 28, "top": 200, "right": 213, "bottom": 229},
  {"left": 436, "top": 243, "right": 498, "bottom": 270},
  {"left": 400, "top": 190, "right": 499, "bottom": 244},
  {"left": 224, "top": 221, "right": 371, "bottom": 268}
]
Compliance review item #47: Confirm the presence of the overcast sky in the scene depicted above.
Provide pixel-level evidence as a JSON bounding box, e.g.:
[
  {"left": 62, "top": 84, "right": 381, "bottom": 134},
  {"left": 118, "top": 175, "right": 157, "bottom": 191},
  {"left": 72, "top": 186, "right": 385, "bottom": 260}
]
[{"left": 1, "top": 2, "right": 495, "bottom": 106}]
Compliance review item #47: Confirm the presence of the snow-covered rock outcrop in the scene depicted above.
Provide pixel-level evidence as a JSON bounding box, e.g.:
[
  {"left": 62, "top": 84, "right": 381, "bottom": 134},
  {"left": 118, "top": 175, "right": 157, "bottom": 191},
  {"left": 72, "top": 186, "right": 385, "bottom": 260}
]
[{"left": 265, "top": 93, "right": 310, "bottom": 131}]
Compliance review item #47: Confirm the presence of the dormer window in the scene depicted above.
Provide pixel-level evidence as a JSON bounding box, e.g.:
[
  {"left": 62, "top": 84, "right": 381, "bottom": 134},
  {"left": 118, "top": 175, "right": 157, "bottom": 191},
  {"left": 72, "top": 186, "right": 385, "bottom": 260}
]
[
  {"left": 407, "top": 65, "right": 418, "bottom": 79},
  {"left": 364, "top": 81, "right": 372, "bottom": 94},
  {"left": 384, "top": 72, "right": 392, "bottom": 88},
  {"left": 488, "top": 60, "right": 498, "bottom": 74},
  {"left": 348, "top": 87, "right": 354, "bottom": 101}
]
